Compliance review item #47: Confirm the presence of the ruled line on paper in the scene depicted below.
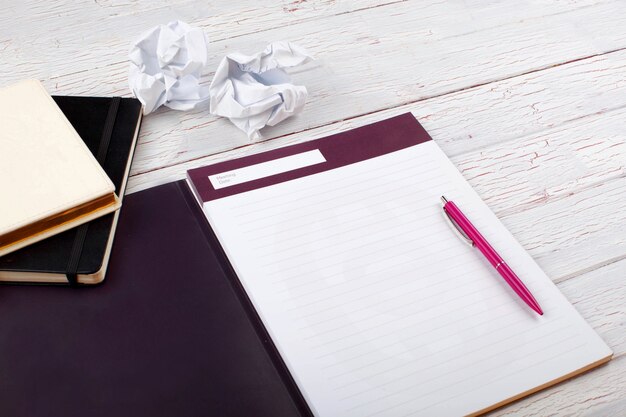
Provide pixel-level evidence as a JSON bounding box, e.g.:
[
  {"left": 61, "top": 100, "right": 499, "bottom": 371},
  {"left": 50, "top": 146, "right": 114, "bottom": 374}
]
[
  {"left": 233, "top": 158, "right": 440, "bottom": 224},
  {"left": 280, "top": 254, "right": 437, "bottom": 300},
  {"left": 263, "top": 216, "right": 491, "bottom": 282},
  {"left": 249, "top": 195, "right": 448, "bottom": 251},
  {"left": 250, "top": 198, "right": 483, "bottom": 271},
  {"left": 311, "top": 290, "right": 548, "bottom": 361},
  {"left": 273, "top": 217, "right": 486, "bottom": 297},
  {"left": 275, "top": 237, "right": 461, "bottom": 291},
  {"left": 295, "top": 268, "right": 494, "bottom": 325},
  {"left": 304, "top": 282, "right": 496, "bottom": 342},
  {"left": 319, "top": 300, "right": 521, "bottom": 375},
  {"left": 270, "top": 222, "right": 496, "bottom": 290},
  {"left": 324, "top": 312, "right": 563, "bottom": 379},
  {"left": 402, "top": 335, "right": 582, "bottom": 417},
  {"left": 266, "top": 230, "right": 484, "bottom": 283},
  {"left": 247, "top": 202, "right": 481, "bottom": 250},
  {"left": 297, "top": 266, "right": 493, "bottom": 340},
  {"left": 296, "top": 278, "right": 487, "bottom": 334},
  {"left": 253, "top": 205, "right": 485, "bottom": 261},
  {"left": 355, "top": 334, "right": 582, "bottom": 415},
  {"left": 230, "top": 155, "right": 433, "bottom": 215},
  {"left": 230, "top": 154, "right": 422, "bottom": 210},
  {"left": 332, "top": 309, "right": 560, "bottom": 393},
  {"left": 202, "top": 140, "right": 610, "bottom": 417},
  {"left": 238, "top": 174, "right": 447, "bottom": 230},
  {"left": 286, "top": 254, "right": 483, "bottom": 306},
  {"left": 250, "top": 203, "right": 485, "bottom": 268},
  {"left": 378, "top": 340, "right": 586, "bottom": 417},
  {"left": 417, "top": 336, "right": 587, "bottom": 412},
  {"left": 257, "top": 209, "right": 444, "bottom": 263},
  {"left": 291, "top": 261, "right": 488, "bottom": 321}
]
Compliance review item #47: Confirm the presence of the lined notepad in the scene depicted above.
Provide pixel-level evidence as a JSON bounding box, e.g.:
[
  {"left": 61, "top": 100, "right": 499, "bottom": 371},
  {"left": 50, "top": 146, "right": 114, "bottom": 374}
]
[{"left": 199, "top": 140, "right": 611, "bottom": 416}]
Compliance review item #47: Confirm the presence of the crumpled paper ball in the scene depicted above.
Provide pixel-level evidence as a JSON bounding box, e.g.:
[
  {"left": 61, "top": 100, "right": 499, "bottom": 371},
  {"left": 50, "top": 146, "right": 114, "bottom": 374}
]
[
  {"left": 209, "top": 41, "right": 314, "bottom": 141},
  {"left": 129, "top": 20, "right": 209, "bottom": 114}
]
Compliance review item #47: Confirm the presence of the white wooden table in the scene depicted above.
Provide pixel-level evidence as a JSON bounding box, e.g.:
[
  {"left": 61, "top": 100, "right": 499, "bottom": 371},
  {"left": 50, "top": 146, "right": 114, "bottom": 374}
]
[{"left": 2, "top": 1, "right": 625, "bottom": 415}]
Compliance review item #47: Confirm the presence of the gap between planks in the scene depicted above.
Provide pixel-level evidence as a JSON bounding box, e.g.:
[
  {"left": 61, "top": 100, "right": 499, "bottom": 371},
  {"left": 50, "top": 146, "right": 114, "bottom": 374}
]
[{"left": 128, "top": 44, "right": 626, "bottom": 178}]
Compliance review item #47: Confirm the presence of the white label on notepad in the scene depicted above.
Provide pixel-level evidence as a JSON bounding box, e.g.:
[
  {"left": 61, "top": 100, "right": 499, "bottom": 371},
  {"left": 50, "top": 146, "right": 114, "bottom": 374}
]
[{"left": 208, "top": 149, "right": 326, "bottom": 189}]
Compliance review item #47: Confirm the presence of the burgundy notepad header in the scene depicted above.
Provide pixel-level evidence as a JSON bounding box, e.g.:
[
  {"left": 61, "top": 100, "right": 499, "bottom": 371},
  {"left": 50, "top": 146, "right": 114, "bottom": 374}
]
[{"left": 187, "top": 113, "right": 432, "bottom": 203}]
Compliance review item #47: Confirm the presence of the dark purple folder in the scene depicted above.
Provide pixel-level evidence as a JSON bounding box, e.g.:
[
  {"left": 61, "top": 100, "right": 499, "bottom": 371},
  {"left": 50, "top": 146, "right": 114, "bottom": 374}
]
[
  {"left": 0, "top": 113, "right": 429, "bottom": 417},
  {"left": 0, "top": 181, "right": 310, "bottom": 417}
]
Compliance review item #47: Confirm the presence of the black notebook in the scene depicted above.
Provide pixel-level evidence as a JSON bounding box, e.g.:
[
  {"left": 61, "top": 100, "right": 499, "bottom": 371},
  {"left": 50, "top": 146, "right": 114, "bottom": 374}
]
[{"left": 0, "top": 96, "right": 143, "bottom": 285}]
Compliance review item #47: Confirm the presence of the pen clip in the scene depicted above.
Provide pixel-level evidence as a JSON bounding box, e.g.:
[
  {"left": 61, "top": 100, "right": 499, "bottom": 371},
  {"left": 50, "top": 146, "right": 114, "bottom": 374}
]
[{"left": 441, "top": 197, "right": 474, "bottom": 247}]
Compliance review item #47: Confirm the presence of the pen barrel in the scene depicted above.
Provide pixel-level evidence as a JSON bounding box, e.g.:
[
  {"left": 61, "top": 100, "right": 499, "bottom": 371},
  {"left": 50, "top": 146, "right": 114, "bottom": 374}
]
[
  {"left": 444, "top": 200, "right": 543, "bottom": 315},
  {"left": 496, "top": 261, "right": 543, "bottom": 314},
  {"left": 444, "top": 201, "right": 502, "bottom": 268}
]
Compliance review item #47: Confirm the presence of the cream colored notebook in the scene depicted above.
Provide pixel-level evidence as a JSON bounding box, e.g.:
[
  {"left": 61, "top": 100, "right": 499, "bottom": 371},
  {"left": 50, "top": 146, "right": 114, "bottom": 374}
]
[{"left": 0, "top": 80, "right": 120, "bottom": 257}]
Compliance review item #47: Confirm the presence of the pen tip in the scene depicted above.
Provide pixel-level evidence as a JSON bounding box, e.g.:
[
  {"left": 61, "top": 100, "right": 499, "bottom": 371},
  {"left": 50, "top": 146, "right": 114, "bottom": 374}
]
[{"left": 441, "top": 195, "right": 448, "bottom": 204}]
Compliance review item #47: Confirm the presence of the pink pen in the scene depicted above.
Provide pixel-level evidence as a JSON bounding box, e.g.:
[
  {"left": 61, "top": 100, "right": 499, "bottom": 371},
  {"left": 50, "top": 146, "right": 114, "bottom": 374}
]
[{"left": 441, "top": 196, "right": 543, "bottom": 316}]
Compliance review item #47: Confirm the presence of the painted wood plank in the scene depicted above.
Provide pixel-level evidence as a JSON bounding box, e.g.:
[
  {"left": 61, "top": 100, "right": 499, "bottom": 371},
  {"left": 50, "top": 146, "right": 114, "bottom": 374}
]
[
  {"left": 559, "top": 261, "right": 626, "bottom": 357},
  {"left": 130, "top": 86, "right": 626, "bottom": 218},
  {"left": 0, "top": 0, "right": 397, "bottom": 45},
  {"left": 129, "top": 104, "right": 626, "bottom": 281},
  {"left": 494, "top": 355, "right": 626, "bottom": 416},
  {"left": 123, "top": 0, "right": 626, "bottom": 174},
  {"left": 131, "top": 134, "right": 626, "bottom": 285},
  {"left": 4, "top": 1, "right": 626, "bottom": 177},
  {"left": 127, "top": 48, "right": 626, "bottom": 190},
  {"left": 492, "top": 258, "right": 626, "bottom": 416},
  {"left": 502, "top": 177, "right": 626, "bottom": 282},
  {"left": 455, "top": 109, "right": 626, "bottom": 217},
  {"left": 1, "top": 0, "right": 608, "bottom": 80},
  {"left": 120, "top": 43, "right": 626, "bottom": 281}
]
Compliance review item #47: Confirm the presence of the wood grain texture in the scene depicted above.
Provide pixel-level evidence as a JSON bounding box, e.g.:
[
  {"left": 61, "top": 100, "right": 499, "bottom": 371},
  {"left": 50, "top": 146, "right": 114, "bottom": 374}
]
[
  {"left": 3, "top": 0, "right": 625, "bottom": 415},
  {"left": 4, "top": 0, "right": 626, "bottom": 177},
  {"left": 493, "top": 259, "right": 626, "bottom": 416},
  {"left": 128, "top": 49, "right": 626, "bottom": 283},
  {"left": 127, "top": 48, "right": 626, "bottom": 190}
]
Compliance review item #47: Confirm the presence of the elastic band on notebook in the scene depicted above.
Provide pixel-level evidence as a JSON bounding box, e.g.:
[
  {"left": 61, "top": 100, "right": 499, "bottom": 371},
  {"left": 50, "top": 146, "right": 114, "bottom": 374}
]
[
  {"left": 96, "top": 97, "right": 120, "bottom": 163},
  {"left": 65, "top": 97, "right": 120, "bottom": 285},
  {"left": 66, "top": 223, "right": 90, "bottom": 286}
]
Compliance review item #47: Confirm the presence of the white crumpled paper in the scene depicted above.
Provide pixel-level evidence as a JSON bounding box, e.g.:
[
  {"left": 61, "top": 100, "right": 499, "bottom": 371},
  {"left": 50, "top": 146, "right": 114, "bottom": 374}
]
[
  {"left": 129, "top": 20, "right": 209, "bottom": 114},
  {"left": 209, "top": 41, "right": 314, "bottom": 141}
]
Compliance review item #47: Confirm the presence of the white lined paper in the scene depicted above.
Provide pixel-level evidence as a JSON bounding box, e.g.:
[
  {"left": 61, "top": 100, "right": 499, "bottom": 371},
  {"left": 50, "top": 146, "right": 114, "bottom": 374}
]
[{"left": 201, "top": 141, "right": 611, "bottom": 417}]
